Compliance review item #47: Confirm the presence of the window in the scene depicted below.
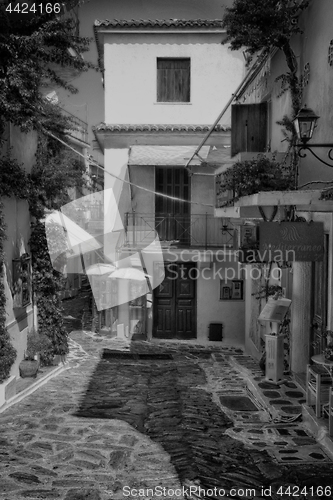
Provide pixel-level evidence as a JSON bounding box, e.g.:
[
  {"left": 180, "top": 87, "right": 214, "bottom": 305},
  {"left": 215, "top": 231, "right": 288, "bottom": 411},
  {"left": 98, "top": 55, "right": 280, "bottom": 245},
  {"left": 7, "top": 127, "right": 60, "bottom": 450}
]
[
  {"left": 157, "top": 58, "right": 190, "bottom": 102},
  {"left": 231, "top": 103, "right": 268, "bottom": 157}
]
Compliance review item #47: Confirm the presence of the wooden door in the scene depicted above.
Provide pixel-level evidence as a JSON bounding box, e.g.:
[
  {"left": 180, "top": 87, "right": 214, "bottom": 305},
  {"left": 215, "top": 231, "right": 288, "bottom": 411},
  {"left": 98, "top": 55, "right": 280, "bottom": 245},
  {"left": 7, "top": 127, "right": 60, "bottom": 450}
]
[
  {"left": 155, "top": 167, "right": 190, "bottom": 244},
  {"left": 153, "top": 263, "right": 196, "bottom": 339},
  {"left": 310, "top": 234, "right": 329, "bottom": 357},
  {"left": 153, "top": 263, "right": 175, "bottom": 338},
  {"left": 231, "top": 103, "right": 268, "bottom": 157},
  {"left": 175, "top": 263, "right": 196, "bottom": 338}
]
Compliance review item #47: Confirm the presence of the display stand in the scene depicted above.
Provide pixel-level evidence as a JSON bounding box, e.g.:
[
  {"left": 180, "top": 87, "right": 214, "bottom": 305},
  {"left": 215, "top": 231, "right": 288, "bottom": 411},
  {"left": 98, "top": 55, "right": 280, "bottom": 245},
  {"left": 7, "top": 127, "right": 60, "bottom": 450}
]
[{"left": 259, "top": 298, "right": 291, "bottom": 384}]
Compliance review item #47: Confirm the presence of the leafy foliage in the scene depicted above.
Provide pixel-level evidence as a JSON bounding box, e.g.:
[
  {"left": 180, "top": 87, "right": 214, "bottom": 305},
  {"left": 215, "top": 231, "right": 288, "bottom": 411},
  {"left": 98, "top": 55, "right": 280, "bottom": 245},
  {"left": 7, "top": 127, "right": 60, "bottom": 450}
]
[
  {"left": 0, "top": 2, "right": 95, "bottom": 136},
  {"left": 320, "top": 187, "right": 333, "bottom": 201},
  {"left": 0, "top": 201, "right": 17, "bottom": 383},
  {"left": 0, "top": 153, "right": 30, "bottom": 198},
  {"left": 222, "top": 0, "right": 309, "bottom": 57},
  {"left": 253, "top": 284, "right": 283, "bottom": 300},
  {"left": 217, "top": 154, "right": 295, "bottom": 204},
  {"left": 29, "top": 221, "right": 68, "bottom": 362},
  {"left": 25, "top": 327, "right": 51, "bottom": 361},
  {"left": 222, "top": 0, "right": 309, "bottom": 115},
  {"left": 0, "top": 2, "right": 94, "bottom": 378},
  {"left": 29, "top": 134, "right": 87, "bottom": 218}
]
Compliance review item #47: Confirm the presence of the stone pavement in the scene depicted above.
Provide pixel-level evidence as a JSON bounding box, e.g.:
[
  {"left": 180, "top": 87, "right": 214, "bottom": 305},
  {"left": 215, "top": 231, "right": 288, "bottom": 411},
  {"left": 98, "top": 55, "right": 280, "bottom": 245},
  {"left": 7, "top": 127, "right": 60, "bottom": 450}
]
[{"left": 0, "top": 332, "right": 333, "bottom": 500}]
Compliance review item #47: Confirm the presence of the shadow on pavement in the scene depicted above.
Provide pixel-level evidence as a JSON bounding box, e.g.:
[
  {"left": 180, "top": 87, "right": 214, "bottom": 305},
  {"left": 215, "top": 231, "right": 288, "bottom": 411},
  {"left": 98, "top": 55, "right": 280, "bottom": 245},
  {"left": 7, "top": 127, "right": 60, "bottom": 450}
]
[{"left": 74, "top": 345, "right": 277, "bottom": 495}]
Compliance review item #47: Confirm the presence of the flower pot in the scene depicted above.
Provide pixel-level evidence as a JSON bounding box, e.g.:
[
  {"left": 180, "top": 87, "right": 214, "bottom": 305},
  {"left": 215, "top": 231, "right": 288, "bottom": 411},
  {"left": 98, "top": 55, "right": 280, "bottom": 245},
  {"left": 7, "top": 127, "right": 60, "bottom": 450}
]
[
  {"left": 19, "top": 359, "right": 39, "bottom": 378},
  {"left": 324, "top": 348, "right": 333, "bottom": 361}
]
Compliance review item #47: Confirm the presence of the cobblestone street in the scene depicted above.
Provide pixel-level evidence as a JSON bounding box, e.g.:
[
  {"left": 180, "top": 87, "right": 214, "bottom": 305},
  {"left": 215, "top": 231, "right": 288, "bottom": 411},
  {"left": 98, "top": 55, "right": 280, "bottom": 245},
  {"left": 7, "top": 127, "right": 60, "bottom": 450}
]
[{"left": 0, "top": 332, "right": 333, "bottom": 500}]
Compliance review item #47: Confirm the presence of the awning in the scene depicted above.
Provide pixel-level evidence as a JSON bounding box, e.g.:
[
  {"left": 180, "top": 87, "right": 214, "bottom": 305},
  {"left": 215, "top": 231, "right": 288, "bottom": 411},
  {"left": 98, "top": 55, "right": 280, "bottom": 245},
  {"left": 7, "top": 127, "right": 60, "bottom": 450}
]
[{"left": 128, "top": 145, "right": 210, "bottom": 166}]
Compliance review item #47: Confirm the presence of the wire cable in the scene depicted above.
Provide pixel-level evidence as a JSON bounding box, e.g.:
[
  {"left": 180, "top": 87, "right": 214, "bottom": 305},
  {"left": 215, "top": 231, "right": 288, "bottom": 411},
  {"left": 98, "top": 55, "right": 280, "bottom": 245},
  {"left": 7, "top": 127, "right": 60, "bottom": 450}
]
[{"left": 46, "top": 130, "right": 216, "bottom": 208}]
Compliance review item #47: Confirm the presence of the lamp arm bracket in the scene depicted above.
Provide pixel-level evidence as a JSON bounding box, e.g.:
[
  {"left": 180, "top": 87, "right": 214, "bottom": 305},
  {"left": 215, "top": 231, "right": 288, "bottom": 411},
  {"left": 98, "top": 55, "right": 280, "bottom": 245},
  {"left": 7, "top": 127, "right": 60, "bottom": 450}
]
[{"left": 298, "top": 145, "right": 333, "bottom": 168}]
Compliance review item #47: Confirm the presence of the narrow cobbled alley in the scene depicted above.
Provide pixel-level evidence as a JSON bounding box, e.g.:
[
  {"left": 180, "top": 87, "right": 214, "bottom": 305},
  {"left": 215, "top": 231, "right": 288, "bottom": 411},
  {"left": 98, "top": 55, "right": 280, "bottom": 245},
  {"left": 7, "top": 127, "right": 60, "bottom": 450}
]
[{"left": 1, "top": 331, "right": 333, "bottom": 500}]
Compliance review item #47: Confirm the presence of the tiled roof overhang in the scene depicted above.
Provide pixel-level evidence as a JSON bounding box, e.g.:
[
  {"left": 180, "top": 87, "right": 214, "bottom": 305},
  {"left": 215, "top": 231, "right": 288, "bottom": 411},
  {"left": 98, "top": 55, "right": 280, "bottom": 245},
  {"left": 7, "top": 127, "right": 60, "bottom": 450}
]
[
  {"left": 93, "top": 123, "right": 231, "bottom": 150},
  {"left": 96, "top": 123, "right": 230, "bottom": 133},
  {"left": 94, "top": 19, "right": 226, "bottom": 73},
  {"left": 95, "top": 19, "right": 224, "bottom": 29}
]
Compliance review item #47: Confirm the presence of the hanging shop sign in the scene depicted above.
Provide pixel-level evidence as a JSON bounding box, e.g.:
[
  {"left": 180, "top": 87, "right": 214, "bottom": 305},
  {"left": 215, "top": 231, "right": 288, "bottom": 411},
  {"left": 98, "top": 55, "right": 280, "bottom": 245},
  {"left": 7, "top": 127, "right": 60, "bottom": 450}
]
[
  {"left": 259, "top": 222, "right": 324, "bottom": 262},
  {"left": 238, "top": 222, "right": 324, "bottom": 263}
]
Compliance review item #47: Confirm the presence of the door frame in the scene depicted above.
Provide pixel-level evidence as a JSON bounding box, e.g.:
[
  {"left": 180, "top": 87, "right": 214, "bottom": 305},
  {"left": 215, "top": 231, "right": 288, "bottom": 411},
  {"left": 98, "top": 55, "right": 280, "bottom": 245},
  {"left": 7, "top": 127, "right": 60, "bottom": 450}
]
[
  {"left": 310, "top": 233, "right": 329, "bottom": 357},
  {"left": 152, "top": 261, "right": 197, "bottom": 339}
]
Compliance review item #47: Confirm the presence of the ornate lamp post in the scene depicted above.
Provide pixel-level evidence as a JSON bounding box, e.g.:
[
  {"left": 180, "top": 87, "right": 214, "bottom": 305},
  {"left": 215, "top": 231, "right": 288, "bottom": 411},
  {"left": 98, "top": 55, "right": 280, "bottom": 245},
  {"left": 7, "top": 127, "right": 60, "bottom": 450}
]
[{"left": 293, "top": 106, "right": 333, "bottom": 167}]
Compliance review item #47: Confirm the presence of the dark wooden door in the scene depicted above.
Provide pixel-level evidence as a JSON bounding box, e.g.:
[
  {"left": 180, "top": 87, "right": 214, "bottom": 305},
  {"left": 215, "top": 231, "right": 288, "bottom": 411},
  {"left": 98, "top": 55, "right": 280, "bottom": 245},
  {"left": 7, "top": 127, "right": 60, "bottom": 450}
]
[
  {"left": 310, "top": 234, "right": 329, "bottom": 357},
  {"left": 153, "top": 263, "right": 196, "bottom": 339},
  {"left": 231, "top": 103, "right": 268, "bottom": 157},
  {"left": 155, "top": 167, "right": 190, "bottom": 244}
]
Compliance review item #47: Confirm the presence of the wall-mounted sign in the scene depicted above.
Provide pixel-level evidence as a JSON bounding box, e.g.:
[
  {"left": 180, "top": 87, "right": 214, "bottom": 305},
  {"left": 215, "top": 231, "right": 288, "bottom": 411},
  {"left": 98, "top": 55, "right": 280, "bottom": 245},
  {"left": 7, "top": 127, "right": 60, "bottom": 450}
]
[
  {"left": 219, "top": 279, "right": 244, "bottom": 301},
  {"left": 259, "top": 298, "right": 291, "bottom": 323},
  {"left": 259, "top": 222, "right": 324, "bottom": 262}
]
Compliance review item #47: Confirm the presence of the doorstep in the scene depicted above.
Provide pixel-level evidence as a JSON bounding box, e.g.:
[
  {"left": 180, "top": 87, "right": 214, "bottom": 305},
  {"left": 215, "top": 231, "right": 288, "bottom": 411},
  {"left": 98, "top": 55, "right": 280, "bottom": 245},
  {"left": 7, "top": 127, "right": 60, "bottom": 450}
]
[{"left": 0, "top": 361, "right": 68, "bottom": 414}]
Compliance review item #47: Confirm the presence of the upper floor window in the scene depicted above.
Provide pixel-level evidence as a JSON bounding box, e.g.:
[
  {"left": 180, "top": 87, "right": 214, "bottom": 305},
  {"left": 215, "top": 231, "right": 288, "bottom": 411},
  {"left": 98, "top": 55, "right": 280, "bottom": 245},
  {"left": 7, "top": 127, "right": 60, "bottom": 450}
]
[{"left": 157, "top": 58, "right": 190, "bottom": 102}]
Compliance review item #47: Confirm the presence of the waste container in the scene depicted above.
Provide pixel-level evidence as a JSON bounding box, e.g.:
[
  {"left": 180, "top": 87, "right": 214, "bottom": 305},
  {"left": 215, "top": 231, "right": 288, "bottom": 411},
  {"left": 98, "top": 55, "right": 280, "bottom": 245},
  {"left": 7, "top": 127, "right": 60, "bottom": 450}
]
[{"left": 208, "top": 323, "right": 223, "bottom": 341}]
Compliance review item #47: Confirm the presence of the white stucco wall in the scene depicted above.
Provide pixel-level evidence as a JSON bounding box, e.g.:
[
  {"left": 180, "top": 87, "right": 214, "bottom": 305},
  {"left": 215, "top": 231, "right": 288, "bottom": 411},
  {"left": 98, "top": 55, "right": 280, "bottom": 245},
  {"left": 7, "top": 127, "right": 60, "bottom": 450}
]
[
  {"left": 195, "top": 261, "right": 245, "bottom": 345},
  {"left": 2, "top": 126, "right": 38, "bottom": 380},
  {"left": 104, "top": 34, "right": 244, "bottom": 125},
  {"left": 104, "top": 148, "right": 132, "bottom": 262}
]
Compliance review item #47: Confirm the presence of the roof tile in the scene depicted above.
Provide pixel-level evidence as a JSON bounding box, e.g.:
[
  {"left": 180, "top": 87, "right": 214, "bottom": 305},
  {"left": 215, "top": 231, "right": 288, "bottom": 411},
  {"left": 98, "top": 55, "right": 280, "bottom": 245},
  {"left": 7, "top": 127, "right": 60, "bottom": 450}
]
[
  {"left": 95, "top": 124, "right": 230, "bottom": 133},
  {"left": 94, "top": 19, "right": 224, "bottom": 29}
]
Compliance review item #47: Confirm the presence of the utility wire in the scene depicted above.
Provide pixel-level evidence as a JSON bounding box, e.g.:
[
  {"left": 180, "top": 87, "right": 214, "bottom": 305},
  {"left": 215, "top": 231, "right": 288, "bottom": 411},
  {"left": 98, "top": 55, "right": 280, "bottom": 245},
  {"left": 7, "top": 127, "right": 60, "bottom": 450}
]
[{"left": 46, "top": 131, "right": 216, "bottom": 208}]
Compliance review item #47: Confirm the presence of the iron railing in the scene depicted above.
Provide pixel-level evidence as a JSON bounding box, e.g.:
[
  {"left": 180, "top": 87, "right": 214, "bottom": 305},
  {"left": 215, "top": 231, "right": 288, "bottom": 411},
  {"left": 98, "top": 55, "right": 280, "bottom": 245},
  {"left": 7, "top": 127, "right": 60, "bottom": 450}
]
[
  {"left": 124, "top": 213, "right": 236, "bottom": 249},
  {"left": 60, "top": 107, "right": 88, "bottom": 144}
]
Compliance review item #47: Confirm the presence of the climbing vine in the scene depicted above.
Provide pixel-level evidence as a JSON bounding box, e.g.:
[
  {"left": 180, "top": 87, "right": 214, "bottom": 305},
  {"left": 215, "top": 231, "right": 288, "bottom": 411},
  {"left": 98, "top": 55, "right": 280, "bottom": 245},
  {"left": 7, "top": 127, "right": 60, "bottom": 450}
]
[
  {"left": 27, "top": 132, "right": 87, "bottom": 364},
  {"left": 222, "top": 0, "right": 310, "bottom": 190},
  {"left": 0, "top": 133, "right": 89, "bottom": 375},
  {"left": 0, "top": 155, "right": 31, "bottom": 382},
  {"left": 0, "top": 200, "right": 17, "bottom": 383},
  {"left": 29, "top": 221, "right": 68, "bottom": 364},
  {"left": 0, "top": 1, "right": 95, "bottom": 379}
]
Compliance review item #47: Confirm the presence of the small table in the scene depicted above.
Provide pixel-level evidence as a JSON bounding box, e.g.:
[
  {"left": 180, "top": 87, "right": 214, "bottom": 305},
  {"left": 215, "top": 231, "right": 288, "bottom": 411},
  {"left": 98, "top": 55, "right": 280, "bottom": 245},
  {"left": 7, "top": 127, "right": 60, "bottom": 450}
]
[{"left": 311, "top": 354, "right": 333, "bottom": 379}]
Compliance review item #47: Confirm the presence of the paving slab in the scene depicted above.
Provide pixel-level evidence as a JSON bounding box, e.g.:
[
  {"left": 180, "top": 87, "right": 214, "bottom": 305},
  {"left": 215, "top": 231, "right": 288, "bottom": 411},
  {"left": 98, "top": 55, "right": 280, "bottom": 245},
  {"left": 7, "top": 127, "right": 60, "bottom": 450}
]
[{"left": 1, "top": 331, "right": 333, "bottom": 500}]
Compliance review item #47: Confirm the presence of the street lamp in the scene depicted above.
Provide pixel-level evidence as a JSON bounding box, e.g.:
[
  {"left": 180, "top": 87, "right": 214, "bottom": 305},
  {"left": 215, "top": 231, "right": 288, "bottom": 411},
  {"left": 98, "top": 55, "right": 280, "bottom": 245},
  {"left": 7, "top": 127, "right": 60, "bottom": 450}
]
[{"left": 293, "top": 106, "right": 333, "bottom": 167}]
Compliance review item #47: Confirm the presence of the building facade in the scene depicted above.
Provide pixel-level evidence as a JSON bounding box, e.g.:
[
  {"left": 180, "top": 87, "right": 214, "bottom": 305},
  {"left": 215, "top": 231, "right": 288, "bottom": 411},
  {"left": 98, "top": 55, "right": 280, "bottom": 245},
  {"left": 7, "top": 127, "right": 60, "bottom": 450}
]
[
  {"left": 215, "top": 0, "right": 333, "bottom": 380},
  {"left": 94, "top": 18, "right": 245, "bottom": 344}
]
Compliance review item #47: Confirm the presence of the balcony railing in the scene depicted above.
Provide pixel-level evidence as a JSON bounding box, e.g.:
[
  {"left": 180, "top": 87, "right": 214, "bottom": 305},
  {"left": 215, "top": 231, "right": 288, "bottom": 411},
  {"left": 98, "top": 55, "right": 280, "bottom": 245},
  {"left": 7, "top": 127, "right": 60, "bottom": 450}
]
[
  {"left": 61, "top": 107, "right": 88, "bottom": 144},
  {"left": 124, "top": 213, "right": 236, "bottom": 249}
]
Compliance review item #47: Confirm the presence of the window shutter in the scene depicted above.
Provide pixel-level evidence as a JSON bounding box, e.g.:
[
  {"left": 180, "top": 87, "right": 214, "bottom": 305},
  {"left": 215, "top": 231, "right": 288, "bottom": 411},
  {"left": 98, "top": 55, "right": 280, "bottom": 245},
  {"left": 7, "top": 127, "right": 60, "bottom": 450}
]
[
  {"left": 231, "top": 103, "right": 268, "bottom": 157},
  {"left": 157, "top": 59, "right": 190, "bottom": 102}
]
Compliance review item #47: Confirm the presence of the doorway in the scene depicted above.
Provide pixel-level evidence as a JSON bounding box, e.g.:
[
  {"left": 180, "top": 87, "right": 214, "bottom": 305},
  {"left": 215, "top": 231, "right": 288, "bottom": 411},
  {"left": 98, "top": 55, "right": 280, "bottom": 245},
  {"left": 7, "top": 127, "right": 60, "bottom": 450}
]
[
  {"left": 153, "top": 263, "right": 196, "bottom": 339},
  {"left": 310, "top": 234, "right": 329, "bottom": 357}
]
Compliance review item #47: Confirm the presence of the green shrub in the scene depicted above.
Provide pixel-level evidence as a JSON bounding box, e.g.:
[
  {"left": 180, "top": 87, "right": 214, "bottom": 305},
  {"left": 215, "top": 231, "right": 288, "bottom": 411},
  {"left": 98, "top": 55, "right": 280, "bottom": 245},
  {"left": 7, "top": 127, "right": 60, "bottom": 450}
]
[{"left": 218, "top": 154, "right": 295, "bottom": 204}]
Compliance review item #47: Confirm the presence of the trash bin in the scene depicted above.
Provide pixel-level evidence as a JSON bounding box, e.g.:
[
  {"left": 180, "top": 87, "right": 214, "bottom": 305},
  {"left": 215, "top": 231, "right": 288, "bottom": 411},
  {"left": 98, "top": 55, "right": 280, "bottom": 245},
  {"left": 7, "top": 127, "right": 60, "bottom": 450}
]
[{"left": 208, "top": 323, "right": 223, "bottom": 341}]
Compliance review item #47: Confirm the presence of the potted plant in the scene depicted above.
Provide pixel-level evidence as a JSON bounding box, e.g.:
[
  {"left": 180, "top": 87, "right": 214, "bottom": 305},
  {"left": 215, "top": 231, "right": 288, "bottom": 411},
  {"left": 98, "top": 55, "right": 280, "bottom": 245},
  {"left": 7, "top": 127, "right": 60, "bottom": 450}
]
[{"left": 19, "top": 328, "right": 50, "bottom": 378}]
